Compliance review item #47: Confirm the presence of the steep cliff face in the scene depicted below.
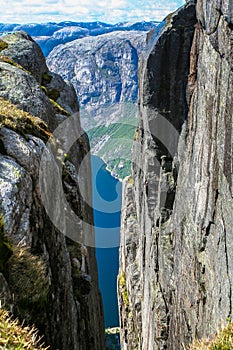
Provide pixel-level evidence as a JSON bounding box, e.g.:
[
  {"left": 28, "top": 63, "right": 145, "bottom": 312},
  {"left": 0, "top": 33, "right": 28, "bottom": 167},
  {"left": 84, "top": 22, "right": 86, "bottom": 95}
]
[
  {"left": 0, "top": 32, "right": 106, "bottom": 350},
  {"left": 119, "top": 1, "right": 233, "bottom": 349},
  {"left": 47, "top": 31, "right": 147, "bottom": 129},
  {"left": 47, "top": 30, "right": 151, "bottom": 178}
]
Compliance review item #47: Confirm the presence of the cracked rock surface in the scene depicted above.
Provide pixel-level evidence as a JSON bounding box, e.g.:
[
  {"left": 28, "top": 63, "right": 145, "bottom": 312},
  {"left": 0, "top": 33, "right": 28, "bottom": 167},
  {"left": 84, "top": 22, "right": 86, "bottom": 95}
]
[{"left": 119, "top": 1, "right": 233, "bottom": 349}]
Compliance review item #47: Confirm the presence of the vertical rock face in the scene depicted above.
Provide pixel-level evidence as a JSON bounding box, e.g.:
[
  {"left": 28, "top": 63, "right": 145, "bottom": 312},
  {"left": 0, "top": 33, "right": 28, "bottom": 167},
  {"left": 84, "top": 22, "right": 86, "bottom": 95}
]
[
  {"left": 0, "top": 32, "right": 105, "bottom": 350},
  {"left": 119, "top": 1, "right": 233, "bottom": 349}
]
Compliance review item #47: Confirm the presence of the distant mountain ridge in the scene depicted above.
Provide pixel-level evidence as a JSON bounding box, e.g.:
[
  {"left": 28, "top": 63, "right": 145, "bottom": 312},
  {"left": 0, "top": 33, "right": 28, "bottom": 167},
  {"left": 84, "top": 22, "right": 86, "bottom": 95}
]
[
  {"left": 46, "top": 29, "right": 151, "bottom": 178},
  {"left": 0, "top": 21, "right": 158, "bottom": 56},
  {"left": 0, "top": 20, "right": 158, "bottom": 179}
]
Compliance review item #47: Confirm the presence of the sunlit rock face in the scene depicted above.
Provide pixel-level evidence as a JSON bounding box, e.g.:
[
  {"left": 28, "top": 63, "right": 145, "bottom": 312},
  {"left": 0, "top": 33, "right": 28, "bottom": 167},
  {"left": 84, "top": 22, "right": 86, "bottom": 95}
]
[
  {"left": 46, "top": 31, "right": 148, "bottom": 129},
  {"left": 46, "top": 28, "right": 158, "bottom": 179},
  {"left": 0, "top": 32, "right": 106, "bottom": 350},
  {"left": 119, "top": 1, "right": 233, "bottom": 349}
]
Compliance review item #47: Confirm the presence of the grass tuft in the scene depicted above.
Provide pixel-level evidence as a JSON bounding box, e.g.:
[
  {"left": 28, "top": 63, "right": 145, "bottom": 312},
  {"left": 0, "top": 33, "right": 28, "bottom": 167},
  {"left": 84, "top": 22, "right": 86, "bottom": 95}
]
[
  {"left": 0, "top": 39, "right": 8, "bottom": 52},
  {"left": 0, "top": 308, "right": 50, "bottom": 349},
  {"left": 0, "top": 97, "right": 51, "bottom": 142}
]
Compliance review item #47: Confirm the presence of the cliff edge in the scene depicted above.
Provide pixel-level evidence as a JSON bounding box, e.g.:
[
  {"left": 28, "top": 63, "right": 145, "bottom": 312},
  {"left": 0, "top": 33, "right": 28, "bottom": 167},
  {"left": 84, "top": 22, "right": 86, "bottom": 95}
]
[
  {"left": 0, "top": 32, "right": 106, "bottom": 350},
  {"left": 119, "top": 0, "right": 233, "bottom": 349}
]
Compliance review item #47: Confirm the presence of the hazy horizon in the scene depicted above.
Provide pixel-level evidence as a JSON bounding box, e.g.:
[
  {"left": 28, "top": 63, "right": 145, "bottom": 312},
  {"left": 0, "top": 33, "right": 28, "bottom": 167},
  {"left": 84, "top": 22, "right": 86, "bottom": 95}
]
[{"left": 0, "top": 0, "right": 185, "bottom": 25}]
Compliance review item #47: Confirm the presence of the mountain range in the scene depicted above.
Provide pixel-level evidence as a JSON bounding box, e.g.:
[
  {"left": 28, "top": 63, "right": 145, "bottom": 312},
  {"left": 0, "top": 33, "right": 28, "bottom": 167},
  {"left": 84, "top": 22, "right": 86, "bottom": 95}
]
[
  {"left": 0, "top": 21, "right": 158, "bottom": 56},
  {"left": 0, "top": 20, "right": 158, "bottom": 179}
]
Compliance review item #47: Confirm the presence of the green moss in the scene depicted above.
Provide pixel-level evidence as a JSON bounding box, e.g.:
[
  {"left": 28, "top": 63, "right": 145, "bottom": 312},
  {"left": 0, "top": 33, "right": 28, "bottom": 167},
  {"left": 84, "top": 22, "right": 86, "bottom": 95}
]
[
  {"left": 49, "top": 98, "right": 70, "bottom": 116},
  {"left": 122, "top": 289, "right": 129, "bottom": 307},
  {"left": 128, "top": 176, "right": 135, "bottom": 186},
  {"left": 40, "top": 86, "right": 60, "bottom": 102},
  {"left": 40, "top": 85, "right": 48, "bottom": 95},
  {"left": 47, "top": 89, "right": 60, "bottom": 101},
  {"left": 42, "top": 72, "right": 52, "bottom": 84},
  {"left": 0, "top": 97, "right": 51, "bottom": 142},
  {"left": 118, "top": 273, "right": 126, "bottom": 288},
  {"left": 0, "top": 215, "right": 13, "bottom": 273},
  {"left": 0, "top": 55, "right": 31, "bottom": 74},
  {"left": 0, "top": 39, "right": 8, "bottom": 52},
  {"left": 118, "top": 273, "right": 129, "bottom": 307},
  {"left": 0, "top": 308, "right": 50, "bottom": 349}
]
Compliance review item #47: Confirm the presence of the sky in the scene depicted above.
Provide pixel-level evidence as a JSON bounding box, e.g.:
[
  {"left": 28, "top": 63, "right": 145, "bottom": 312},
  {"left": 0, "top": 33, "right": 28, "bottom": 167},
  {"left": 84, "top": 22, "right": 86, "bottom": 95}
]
[{"left": 0, "top": 0, "right": 185, "bottom": 24}]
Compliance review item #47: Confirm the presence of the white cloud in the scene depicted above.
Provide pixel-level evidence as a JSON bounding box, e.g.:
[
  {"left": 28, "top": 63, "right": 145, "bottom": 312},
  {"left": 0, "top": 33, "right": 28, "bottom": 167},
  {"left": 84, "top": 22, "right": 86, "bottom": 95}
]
[{"left": 0, "top": 0, "right": 185, "bottom": 24}]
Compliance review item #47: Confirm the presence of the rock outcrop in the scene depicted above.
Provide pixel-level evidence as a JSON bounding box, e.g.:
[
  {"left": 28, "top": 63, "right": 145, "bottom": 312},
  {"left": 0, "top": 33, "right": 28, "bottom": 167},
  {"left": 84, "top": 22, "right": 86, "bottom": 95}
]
[
  {"left": 119, "top": 1, "right": 233, "bottom": 349},
  {"left": 0, "top": 32, "right": 106, "bottom": 350}
]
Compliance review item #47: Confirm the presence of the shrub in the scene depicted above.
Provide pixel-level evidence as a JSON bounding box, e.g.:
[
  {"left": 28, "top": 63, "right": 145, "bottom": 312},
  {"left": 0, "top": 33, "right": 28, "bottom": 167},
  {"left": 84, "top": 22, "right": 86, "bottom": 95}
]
[
  {"left": 128, "top": 176, "right": 135, "bottom": 186},
  {"left": 40, "top": 86, "right": 60, "bottom": 102}
]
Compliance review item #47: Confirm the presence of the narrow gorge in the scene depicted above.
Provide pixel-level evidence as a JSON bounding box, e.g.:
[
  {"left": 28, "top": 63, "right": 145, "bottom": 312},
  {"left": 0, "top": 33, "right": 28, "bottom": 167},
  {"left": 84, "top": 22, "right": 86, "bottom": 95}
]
[{"left": 0, "top": 0, "right": 232, "bottom": 349}]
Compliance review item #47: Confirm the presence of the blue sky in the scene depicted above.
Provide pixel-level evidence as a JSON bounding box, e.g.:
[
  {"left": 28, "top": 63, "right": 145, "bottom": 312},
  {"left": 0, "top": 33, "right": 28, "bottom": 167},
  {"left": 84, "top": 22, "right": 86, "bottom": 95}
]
[{"left": 0, "top": 0, "right": 185, "bottom": 24}]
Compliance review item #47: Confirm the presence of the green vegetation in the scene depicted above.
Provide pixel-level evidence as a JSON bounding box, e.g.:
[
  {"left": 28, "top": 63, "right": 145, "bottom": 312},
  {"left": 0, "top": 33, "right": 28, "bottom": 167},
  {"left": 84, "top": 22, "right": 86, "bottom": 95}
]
[
  {"left": 118, "top": 273, "right": 129, "bottom": 307},
  {"left": 0, "top": 39, "right": 8, "bottom": 52},
  {"left": 7, "top": 245, "right": 49, "bottom": 331},
  {"left": 0, "top": 97, "right": 51, "bottom": 142},
  {"left": 88, "top": 118, "right": 136, "bottom": 143},
  {"left": 87, "top": 115, "right": 137, "bottom": 179},
  {"left": 41, "top": 86, "right": 60, "bottom": 101},
  {"left": 42, "top": 72, "right": 52, "bottom": 84},
  {"left": 49, "top": 98, "right": 70, "bottom": 116},
  {"left": 127, "top": 176, "right": 135, "bottom": 186},
  {"left": 0, "top": 55, "right": 30, "bottom": 74},
  {"left": 0, "top": 308, "right": 49, "bottom": 349},
  {"left": 190, "top": 320, "right": 233, "bottom": 350},
  {"left": 40, "top": 85, "right": 48, "bottom": 95},
  {"left": 41, "top": 72, "right": 69, "bottom": 116},
  {"left": 0, "top": 216, "right": 13, "bottom": 273},
  {"left": 47, "top": 89, "right": 60, "bottom": 101}
]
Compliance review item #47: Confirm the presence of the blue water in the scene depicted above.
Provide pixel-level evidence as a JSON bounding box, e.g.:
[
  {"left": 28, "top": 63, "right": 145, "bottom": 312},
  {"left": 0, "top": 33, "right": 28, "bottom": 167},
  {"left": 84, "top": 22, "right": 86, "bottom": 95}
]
[{"left": 91, "top": 155, "right": 122, "bottom": 327}]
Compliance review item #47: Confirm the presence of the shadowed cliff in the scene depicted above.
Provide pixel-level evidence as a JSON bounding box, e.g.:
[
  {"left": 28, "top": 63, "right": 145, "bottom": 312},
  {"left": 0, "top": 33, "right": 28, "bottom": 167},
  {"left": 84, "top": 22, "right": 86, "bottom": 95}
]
[{"left": 119, "top": 0, "right": 233, "bottom": 349}]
